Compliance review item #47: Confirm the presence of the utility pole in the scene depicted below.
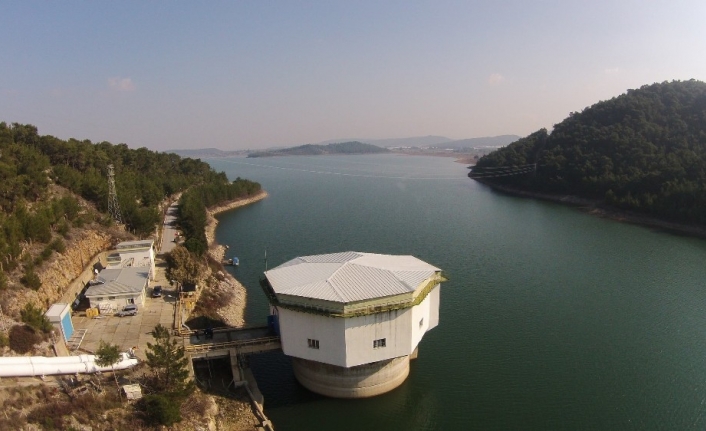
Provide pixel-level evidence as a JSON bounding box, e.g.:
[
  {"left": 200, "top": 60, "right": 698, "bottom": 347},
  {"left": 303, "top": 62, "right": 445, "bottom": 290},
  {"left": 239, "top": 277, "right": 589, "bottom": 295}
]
[{"left": 107, "top": 164, "right": 123, "bottom": 225}]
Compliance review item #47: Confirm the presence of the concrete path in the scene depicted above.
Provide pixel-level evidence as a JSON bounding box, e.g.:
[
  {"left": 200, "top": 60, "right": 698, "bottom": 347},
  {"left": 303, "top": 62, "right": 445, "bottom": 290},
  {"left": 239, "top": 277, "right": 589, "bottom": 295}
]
[{"left": 160, "top": 202, "right": 180, "bottom": 254}]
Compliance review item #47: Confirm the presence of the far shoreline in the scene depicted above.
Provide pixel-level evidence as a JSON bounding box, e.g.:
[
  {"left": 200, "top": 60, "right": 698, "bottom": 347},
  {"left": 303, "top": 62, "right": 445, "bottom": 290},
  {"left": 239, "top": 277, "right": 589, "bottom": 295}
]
[{"left": 474, "top": 180, "right": 706, "bottom": 241}]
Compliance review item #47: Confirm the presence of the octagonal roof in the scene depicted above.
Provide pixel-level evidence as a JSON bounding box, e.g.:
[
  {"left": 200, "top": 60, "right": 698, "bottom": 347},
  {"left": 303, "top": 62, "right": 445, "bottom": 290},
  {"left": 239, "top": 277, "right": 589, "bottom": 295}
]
[{"left": 264, "top": 252, "right": 440, "bottom": 303}]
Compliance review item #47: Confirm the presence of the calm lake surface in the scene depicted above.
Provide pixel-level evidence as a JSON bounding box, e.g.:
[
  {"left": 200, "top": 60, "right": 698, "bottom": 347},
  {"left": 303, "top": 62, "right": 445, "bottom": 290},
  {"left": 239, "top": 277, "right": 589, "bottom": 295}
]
[{"left": 206, "top": 154, "right": 706, "bottom": 431}]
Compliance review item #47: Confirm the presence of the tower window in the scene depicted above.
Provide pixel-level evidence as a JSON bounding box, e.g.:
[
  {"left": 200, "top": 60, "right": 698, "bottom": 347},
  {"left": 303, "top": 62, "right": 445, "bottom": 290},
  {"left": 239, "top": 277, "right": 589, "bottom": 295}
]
[
  {"left": 307, "top": 338, "right": 320, "bottom": 349},
  {"left": 373, "top": 338, "right": 386, "bottom": 349},
  {"left": 419, "top": 318, "right": 424, "bottom": 328}
]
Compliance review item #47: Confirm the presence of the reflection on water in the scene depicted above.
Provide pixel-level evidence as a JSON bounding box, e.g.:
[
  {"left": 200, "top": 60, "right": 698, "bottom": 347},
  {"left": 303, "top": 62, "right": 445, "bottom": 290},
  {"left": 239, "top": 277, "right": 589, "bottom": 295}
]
[{"left": 207, "top": 155, "right": 706, "bottom": 431}]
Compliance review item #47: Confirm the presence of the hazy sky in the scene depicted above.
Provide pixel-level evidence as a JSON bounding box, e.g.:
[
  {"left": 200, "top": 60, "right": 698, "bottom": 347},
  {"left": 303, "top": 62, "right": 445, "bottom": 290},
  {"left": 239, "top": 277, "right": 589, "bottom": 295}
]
[{"left": 2, "top": 1, "right": 705, "bottom": 151}]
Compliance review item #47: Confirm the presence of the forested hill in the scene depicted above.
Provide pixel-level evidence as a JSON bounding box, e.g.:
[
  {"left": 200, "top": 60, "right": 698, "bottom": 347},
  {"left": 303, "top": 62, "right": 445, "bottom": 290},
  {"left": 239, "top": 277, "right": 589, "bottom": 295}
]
[
  {"left": 470, "top": 80, "right": 706, "bottom": 225},
  {"left": 247, "top": 141, "right": 389, "bottom": 157},
  {"left": 0, "top": 122, "right": 260, "bottom": 289}
]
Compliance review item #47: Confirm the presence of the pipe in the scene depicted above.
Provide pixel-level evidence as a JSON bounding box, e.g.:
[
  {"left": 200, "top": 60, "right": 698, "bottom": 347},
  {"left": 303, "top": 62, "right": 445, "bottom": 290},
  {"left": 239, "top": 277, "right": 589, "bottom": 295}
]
[{"left": 0, "top": 353, "right": 138, "bottom": 377}]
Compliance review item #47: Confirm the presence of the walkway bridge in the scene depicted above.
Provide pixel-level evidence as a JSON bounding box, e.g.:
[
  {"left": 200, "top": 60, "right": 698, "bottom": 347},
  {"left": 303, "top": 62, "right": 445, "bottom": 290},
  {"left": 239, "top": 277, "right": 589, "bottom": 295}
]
[
  {"left": 183, "top": 326, "right": 281, "bottom": 360},
  {"left": 182, "top": 327, "right": 279, "bottom": 431}
]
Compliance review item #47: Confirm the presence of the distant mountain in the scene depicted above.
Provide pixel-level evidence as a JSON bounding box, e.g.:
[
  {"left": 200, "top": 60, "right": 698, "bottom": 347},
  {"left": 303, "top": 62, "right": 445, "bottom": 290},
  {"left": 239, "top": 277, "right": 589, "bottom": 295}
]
[
  {"left": 248, "top": 141, "right": 389, "bottom": 158},
  {"left": 435, "top": 135, "right": 521, "bottom": 150},
  {"left": 166, "top": 148, "right": 247, "bottom": 158},
  {"left": 310, "top": 136, "right": 450, "bottom": 148},
  {"left": 314, "top": 135, "right": 519, "bottom": 149},
  {"left": 168, "top": 135, "right": 520, "bottom": 157}
]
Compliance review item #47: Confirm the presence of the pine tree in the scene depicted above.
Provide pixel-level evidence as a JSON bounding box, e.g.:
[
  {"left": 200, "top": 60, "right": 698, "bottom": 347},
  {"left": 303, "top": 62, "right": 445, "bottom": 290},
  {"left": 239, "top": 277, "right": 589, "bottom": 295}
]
[{"left": 145, "top": 324, "right": 194, "bottom": 398}]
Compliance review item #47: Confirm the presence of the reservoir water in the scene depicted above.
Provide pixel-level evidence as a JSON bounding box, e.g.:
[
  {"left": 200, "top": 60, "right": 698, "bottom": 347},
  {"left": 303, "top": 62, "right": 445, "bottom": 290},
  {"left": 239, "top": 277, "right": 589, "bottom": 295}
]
[{"left": 206, "top": 154, "right": 706, "bottom": 431}]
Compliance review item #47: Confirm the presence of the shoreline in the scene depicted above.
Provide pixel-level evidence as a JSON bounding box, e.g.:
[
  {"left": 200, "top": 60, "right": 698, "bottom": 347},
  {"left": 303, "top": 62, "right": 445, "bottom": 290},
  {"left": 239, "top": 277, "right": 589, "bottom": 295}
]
[
  {"left": 203, "top": 190, "right": 269, "bottom": 327},
  {"left": 474, "top": 180, "right": 706, "bottom": 240}
]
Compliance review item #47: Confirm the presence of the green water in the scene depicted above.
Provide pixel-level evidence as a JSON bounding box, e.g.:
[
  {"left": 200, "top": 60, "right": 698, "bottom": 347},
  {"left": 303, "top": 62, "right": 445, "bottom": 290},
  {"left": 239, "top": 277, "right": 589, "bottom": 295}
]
[{"left": 206, "top": 154, "right": 706, "bottom": 431}]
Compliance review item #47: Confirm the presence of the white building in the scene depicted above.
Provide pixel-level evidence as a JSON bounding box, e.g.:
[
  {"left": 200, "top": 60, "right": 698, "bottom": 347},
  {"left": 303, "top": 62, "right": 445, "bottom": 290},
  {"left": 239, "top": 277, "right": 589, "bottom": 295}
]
[
  {"left": 106, "top": 240, "right": 155, "bottom": 281},
  {"left": 45, "top": 303, "right": 74, "bottom": 342},
  {"left": 84, "top": 267, "right": 150, "bottom": 312},
  {"left": 261, "top": 251, "right": 445, "bottom": 398}
]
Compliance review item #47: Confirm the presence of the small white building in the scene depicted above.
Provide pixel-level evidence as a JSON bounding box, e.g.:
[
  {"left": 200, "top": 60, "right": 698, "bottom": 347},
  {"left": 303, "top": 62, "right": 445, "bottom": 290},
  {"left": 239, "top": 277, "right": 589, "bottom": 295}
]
[
  {"left": 106, "top": 240, "right": 155, "bottom": 281},
  {"left": 45, "top": 303, "right": 74, "bottom": 342},
  {"left": 84, "top": 267, "right": 150, "bottom": 312},
  {"left": 261, "top": 251, "right": 445, "bottom": 398}
]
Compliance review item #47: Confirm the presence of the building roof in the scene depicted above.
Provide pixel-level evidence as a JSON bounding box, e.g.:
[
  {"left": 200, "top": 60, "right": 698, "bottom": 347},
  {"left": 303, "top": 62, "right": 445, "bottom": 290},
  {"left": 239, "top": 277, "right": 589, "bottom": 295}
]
[
  {"left": 264, "top": 252, "right": 440, "bottom": 303},
  {"left": 45, "top": 303, "right": 70, "bottom": 318},
  {"left": 116, "top": 240, "right": 154, "bottom": 250},
  {"left": 85, "top": 267, "right": 149, "bottom": 297}
]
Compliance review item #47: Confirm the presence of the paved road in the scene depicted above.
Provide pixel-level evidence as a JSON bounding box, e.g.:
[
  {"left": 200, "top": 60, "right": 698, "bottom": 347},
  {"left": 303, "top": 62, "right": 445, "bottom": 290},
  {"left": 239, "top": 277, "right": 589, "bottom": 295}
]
[{"left": 160, "top": 202, "right": 180, "bottom": 254}]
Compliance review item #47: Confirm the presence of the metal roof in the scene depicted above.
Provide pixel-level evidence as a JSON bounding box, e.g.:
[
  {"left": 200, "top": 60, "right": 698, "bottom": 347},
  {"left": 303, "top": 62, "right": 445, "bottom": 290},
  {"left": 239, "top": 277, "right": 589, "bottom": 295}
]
[
  {"left": 116, "top": 240, "right": 154, "bottom": 249},
  {"left": 45, "top": 303, "right": 70, "bottom": 318},
  {"left": 85, "top": 267, "right": 149, "bottom": 297},
  {"left": 265, "top": 252, "right": 440, "bottom": 303}
]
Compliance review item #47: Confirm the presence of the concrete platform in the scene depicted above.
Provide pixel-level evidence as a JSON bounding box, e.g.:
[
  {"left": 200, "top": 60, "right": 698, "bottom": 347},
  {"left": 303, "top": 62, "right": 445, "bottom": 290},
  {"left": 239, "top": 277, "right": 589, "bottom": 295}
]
[{"left": 70, "top": 260, "right": 176, "bottom": 360}]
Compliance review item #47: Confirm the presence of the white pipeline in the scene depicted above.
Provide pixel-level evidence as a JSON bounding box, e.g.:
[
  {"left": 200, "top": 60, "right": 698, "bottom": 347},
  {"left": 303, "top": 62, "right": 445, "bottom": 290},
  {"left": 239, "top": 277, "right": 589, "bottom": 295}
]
[{"left": 0, "top": 353, "right": 138, "bottom": 377}]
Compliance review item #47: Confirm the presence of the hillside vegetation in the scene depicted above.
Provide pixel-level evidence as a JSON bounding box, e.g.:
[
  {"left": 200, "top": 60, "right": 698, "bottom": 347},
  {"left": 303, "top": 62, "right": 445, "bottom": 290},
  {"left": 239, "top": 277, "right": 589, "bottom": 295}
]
[
  {"left": 248, "top": 141, "right": 389, "bottom": 157},
  {"left": 471, "top": 80, "right": 706, "bottom": 225},
  {"left": 0, "top": 122, "right": 259, "bottom": 293}
]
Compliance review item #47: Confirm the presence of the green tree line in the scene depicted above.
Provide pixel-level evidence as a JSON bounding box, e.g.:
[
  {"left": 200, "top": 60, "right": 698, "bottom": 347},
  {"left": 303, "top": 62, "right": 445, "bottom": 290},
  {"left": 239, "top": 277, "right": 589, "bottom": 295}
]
[
  {"left": 471, "top": 80, "right": 706, "bottom": 225},
  {"left": 177, "top": 176, "right": 261, "bottom": 256}
]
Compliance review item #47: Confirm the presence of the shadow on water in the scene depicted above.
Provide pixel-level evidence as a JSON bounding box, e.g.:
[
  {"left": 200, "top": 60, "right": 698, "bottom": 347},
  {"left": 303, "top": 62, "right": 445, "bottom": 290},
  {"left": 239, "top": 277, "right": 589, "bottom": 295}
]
[{"left": 248, "top": 351, "right": 324, "bottom": 408}]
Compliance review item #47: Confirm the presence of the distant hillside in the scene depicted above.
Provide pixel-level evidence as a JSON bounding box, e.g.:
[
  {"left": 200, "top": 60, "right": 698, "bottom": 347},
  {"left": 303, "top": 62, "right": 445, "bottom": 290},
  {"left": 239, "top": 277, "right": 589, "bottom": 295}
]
[
  {"left": 247, "top": 141, "right": 389, "bottom": 158},
  {"left": 168, "top": 148, "right": 247, "bottom": 158},
  {"left": 471, "top": 80, "right": 706, "bottom": 225},
  {"left": 313, "top": 135, "right": 520, "bottom": 149},
  {"left": 437, "top": 135, "right": 521, "bottom": 150},
  {"left": 313, "top": 135, "right": 453, "bottom": 148}
]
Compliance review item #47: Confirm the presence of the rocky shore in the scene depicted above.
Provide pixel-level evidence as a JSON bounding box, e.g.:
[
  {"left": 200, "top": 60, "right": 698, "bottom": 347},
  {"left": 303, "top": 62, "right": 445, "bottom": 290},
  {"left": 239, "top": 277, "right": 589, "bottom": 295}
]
[{"left": 203, "top": 190, "right": 269, "bottom": 327}]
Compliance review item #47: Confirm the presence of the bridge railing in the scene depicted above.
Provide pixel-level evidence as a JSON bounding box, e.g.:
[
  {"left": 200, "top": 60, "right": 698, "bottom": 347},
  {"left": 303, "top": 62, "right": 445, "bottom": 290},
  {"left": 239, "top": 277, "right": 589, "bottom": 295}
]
[{"left": 185, "top": 336, "right": 281, "bottom": 353}]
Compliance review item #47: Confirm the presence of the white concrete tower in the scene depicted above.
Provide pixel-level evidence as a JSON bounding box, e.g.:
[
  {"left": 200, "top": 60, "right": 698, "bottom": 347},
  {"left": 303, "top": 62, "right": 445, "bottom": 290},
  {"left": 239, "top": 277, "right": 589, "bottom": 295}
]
[{"left": 260, "top": 252, "right": 446, "bottom": 398}]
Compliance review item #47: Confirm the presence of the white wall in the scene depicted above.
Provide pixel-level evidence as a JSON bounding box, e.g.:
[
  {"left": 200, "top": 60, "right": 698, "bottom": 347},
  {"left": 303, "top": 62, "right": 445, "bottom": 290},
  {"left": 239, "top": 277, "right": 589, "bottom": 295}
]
[
  {"left": 278, "top": 308, "right": 346, "bottom": 366},
  {"left": 278, "top": 285, "right": 441, "bottom": 368},
  {"left": 344, "top": 307, "right": 412, "bottom": 367},
  {"left": 88, "top": 291, "right": 145, "bottom": 312}
]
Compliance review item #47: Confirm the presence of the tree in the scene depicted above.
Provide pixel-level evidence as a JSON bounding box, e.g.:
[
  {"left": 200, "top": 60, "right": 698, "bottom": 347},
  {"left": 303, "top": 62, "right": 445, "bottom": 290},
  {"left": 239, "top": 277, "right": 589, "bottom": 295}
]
[
  {"left": 95, "top": 340, "right": 121, "bottom": 367},
  {"left": 165, "top": 246, "right": 202, "bottom": 285},
  {"left": 96, "top": 340, "right": 122, "bottom": 397},
  {"left": 143, "top": 394, "right": 182, "bottom": 426},
  {"left": 145, "top": 324, "right": 194, "bottom": 397}
]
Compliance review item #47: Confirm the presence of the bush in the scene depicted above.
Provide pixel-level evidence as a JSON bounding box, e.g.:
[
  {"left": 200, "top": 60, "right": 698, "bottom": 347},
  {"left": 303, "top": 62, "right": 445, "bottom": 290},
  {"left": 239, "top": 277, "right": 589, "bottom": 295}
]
[
  {"left": 51, "top": 238, "right": 65, "bottom": 253},
  {"left": 35, "top": 244, "right": 54, "bottom": 264},
  {"left": 21, "top": 303, "right": 53, "bottom": 333},
  {"left": 9, "top": 325, "right": 42, "bottom": 353},
  {"left": 57, "top": 220, "right": 70, "bottom": 237},
  {"left": 20, "top": 266, "right": 42, "bottom": 290},
  {"left": 143, "top": 394, "right": 182, "bottom": 426},
  {"left": 0, "top": 332, "right": 8, "bottom": 348}
]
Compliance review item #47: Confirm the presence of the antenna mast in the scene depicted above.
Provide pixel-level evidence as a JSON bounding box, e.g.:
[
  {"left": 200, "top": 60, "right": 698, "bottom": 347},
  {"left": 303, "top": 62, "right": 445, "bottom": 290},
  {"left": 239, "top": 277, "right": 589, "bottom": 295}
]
[{"left": 107, "top": 164, "right": 123, "bottom": 225}]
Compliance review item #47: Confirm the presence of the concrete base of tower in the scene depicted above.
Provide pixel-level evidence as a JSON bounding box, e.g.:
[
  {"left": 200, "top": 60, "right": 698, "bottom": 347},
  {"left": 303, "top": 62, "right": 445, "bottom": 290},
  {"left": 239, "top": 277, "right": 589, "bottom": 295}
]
[{"left": 291, "top": 355, "right": 411, "bottom": 398}]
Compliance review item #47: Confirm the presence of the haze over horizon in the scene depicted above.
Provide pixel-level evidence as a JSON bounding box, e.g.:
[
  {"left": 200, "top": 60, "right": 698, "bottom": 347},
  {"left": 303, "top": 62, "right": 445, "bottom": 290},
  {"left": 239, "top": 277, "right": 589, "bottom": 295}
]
[{"left": 2, "top": 1, "right": 705, "bottom": 151}]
